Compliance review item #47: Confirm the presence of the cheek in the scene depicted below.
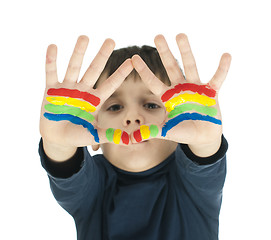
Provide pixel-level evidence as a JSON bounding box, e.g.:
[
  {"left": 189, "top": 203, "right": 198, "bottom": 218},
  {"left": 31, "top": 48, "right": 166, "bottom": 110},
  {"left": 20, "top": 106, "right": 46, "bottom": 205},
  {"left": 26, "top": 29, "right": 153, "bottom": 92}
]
[
  {"left": 97, "top": 112, "right": 121, "bottom": 128},
  {"left": 145, "top": 109, "right": 167, "bottom": 125}
]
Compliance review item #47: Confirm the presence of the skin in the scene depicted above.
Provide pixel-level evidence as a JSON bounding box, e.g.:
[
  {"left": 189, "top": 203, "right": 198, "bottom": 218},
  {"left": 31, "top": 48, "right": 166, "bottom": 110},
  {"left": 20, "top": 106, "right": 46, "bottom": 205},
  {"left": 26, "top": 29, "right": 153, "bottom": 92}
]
[
  {"left": 130, "top": 34, "right": 231, "bottom": 158},
  {"left": 40, "top": 36, "right": 134, "bottom": 161},
  {"left": 96, "top": 76, "right": 178, "bottom": 172},
  {"left": 40, "top": 34, "right": 231, "bottom": 171}
]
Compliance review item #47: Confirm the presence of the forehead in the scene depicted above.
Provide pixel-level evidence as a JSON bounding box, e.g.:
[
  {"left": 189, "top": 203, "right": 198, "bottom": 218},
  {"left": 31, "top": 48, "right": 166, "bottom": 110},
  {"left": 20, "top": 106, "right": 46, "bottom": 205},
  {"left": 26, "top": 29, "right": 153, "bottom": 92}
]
[{"left": 110, "top": 76, "right": 154, "bottom": 98}]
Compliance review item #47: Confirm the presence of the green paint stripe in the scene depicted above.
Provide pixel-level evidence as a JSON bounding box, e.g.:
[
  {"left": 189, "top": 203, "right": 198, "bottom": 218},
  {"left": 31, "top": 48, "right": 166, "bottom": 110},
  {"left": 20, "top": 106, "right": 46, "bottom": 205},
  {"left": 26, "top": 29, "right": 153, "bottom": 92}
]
[
  {"left": 44, "top": 104, "right": 95, "bottom": 122},
  {"left": 168, "top": 103, "right": 217, "bottom": 118},
  {"left": 149, "top": 125, "right": 159, "bottom": 137},
  {"left": 106, "top": 128, "right": 115, "bottom": 142}
]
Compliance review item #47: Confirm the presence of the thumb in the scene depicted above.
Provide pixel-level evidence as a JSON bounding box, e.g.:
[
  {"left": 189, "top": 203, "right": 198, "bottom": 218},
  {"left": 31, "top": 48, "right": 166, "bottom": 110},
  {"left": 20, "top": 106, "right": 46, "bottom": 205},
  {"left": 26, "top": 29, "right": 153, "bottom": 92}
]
[
  {"left": 98, "top": 128, "right": 131, "bottom": 145},
  {"left": 131, "top": 124, "right": 162, "bottom": 143},
  {"left": 208, "top": 53, "right": 232, "bottom": 92}
]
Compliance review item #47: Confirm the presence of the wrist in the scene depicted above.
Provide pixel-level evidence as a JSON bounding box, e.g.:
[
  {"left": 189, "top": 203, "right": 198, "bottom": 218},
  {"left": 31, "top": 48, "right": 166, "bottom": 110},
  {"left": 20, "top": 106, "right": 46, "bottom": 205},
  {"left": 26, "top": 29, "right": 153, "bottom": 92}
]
[
  {"left": 42, "top": 138, "right": 77, "bottom": 162},
  {"left": 188, "top": 136, "right": 222, "bottom": 158}
]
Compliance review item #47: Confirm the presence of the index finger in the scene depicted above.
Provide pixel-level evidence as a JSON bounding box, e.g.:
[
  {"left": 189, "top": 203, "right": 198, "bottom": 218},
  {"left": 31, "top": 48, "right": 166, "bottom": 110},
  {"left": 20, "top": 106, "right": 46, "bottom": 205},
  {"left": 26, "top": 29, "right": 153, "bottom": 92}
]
[
  {"left": 97, "top": 58, "right": 134, "bottom": 102},
  {"left": 80, "top": 38, "right": 116, "bottom": 87},
  {"left": 209, "top": 53, "right": 232, "bottom": 91},
  {"left": 131, "top": 54, "right": 166, "bottom": 96}
]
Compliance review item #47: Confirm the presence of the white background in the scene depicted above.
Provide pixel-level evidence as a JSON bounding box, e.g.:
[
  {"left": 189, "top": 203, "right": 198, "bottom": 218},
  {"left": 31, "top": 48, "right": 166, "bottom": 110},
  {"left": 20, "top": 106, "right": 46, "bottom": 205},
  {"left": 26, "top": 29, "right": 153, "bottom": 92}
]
[{"left": 1, "top": 0, "right": 270, "bottom": 239}]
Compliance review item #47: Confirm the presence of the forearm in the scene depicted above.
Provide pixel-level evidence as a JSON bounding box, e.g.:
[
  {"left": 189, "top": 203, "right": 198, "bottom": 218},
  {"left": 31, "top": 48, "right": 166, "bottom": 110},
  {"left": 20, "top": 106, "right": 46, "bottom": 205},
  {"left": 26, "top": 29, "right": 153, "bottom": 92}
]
[{"left": 43, "top": 138, "right": 77, "bottom": 162}]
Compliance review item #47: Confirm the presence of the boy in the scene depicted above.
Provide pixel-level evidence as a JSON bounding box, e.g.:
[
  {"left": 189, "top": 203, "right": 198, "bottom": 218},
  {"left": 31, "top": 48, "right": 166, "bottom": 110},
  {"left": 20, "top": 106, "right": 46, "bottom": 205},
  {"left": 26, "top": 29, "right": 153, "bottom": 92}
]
[{"left": 39, "top": 34, "right": 231, "bottom": 239}]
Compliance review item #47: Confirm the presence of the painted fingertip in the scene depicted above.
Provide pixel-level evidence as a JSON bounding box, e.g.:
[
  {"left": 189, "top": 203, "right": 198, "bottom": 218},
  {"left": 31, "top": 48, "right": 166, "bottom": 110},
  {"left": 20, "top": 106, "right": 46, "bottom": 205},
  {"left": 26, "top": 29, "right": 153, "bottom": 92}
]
[
  {"left": 133, "top": 129, "right": 142, "bottom": 143},
  {"left": 133, "top": 125, "right": 159, "bottom": 143},
  {"left": 149, "top": 125, "right": 159, "bottom": 137},
  {"left": 106, "top": 128, "right": 129, "bottom": 145},
  {"left": 121, "top": 131, "right": 129, "bottom": 145},
  {"left": 113, "top": 129, "right": 122, "bottom": 144},
  {"left": 140, "top": 125, "right": 150, "bottom": 140},
  {"left": 106, "top": 128, "right": 115, "bottom": 142}
]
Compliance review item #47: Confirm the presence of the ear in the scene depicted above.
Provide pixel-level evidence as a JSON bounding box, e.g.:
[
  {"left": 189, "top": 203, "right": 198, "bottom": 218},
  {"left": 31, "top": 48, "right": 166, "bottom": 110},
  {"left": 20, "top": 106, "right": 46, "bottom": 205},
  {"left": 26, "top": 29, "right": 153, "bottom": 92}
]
[{"left": 91, "top": 144, "right": 100, "bottom": 151}]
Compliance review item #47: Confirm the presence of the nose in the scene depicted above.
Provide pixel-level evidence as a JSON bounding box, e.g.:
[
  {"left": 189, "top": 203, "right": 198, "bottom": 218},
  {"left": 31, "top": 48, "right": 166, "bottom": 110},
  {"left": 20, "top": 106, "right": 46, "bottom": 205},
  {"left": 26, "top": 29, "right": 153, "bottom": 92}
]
[{"left": 122, "top": 109, "right": 144, "bottom": 127}]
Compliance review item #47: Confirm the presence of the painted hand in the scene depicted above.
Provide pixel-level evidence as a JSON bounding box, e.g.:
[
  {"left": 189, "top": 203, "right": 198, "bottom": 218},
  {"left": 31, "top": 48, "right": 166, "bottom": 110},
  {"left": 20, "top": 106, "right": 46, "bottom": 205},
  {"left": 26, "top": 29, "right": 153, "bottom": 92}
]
[
  {"left": 131, "top": 34, "right": 231, "bottom": 145},
  {"left": 40, "top": 36, "right": 133, "bottom": 147}
]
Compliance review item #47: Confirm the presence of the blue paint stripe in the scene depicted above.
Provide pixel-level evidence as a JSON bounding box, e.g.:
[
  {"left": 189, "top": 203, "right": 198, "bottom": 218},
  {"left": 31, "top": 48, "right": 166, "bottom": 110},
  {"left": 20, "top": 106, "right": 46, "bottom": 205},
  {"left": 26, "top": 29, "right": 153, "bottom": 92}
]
[
  {"left": 161, "top": 112, "right": 222, "bottom": 137},
  {"left": 44, "top": 112, "right": 99, "bottom": 143}
]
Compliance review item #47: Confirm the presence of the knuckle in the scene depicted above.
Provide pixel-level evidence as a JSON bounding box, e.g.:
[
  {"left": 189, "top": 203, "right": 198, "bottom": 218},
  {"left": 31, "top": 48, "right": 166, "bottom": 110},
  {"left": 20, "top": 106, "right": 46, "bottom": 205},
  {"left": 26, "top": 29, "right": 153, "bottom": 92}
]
[
  {"left": 68, "top": 64, "right": 81, "bottom": 71},
  {"left": 88, "top": 63, "right": 102, "bottom": 75},
  {"left": 46, "top": 69, "right": 57, "bottom": 76}
]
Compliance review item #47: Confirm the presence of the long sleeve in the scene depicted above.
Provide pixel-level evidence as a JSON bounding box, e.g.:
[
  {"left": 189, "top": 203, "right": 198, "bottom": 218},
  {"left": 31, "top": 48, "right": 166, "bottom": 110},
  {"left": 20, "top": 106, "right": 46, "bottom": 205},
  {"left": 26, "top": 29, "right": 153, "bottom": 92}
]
[
  {"left": 175, "top": 135, "right": 228, "bottom": 238},
  {"left": 38, "top": 139, "right": 101, "bottom": 218},
  {"left": 38, "top": 136, "right": 228, "bottom": 240}
]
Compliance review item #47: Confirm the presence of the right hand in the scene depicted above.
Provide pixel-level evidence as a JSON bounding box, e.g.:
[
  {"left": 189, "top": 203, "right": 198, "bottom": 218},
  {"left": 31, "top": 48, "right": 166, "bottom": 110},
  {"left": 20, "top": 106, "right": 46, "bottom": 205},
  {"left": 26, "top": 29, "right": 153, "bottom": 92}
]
[{"left": 40, "top": 36, "right": 133, "bottom": 151}]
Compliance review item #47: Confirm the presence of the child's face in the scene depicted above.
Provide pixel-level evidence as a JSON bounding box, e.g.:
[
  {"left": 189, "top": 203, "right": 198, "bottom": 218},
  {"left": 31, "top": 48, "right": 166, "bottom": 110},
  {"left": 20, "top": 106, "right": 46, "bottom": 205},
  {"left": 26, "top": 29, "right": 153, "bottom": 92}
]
[{"left": 97, "top": 75, "right": 178, "bottom": 172}]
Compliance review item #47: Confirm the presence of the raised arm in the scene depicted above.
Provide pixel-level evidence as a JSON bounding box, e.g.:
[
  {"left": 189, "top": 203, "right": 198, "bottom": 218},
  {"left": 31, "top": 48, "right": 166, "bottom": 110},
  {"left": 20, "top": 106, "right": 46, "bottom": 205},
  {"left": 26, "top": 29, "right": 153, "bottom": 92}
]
[
  {"left": 40, "top": 36, "right": 133, "bottom": 161},
  {"left": 131, "top": 33, "right": 231, "bottom": 157}
]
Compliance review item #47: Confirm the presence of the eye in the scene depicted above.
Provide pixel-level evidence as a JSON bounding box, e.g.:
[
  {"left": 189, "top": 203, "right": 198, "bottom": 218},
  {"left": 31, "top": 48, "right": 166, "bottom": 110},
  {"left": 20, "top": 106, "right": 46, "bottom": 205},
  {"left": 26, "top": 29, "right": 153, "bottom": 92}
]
[
  {"left": 107, "top": 104, "right": 124, "bottom": 112},
  {"left": 143, "top": 103, "right": 161, "bottom": 110}
]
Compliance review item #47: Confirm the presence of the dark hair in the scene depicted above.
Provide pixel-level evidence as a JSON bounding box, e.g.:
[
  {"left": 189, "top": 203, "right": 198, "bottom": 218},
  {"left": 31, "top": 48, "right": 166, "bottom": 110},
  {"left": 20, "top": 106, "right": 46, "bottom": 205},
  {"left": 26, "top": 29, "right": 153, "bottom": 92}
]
[{"left": 95, "top": 45, "right": 180, "bottom": 88}]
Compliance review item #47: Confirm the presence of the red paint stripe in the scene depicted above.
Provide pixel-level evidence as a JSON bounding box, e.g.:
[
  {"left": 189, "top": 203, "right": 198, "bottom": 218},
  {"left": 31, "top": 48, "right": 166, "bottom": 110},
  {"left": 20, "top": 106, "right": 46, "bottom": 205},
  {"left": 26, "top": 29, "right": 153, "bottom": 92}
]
[
  {"left": 133, "top": 129, "right": 142, "bottom": 143},
  {"left": 121, "top": 131, "right": 129, "bottom": 145},
  {"left": 47, "top": 88, "right": 100, "bottom": 106},
  {"left": 161, "top": 83, "right": 216, "bottom": 102}
]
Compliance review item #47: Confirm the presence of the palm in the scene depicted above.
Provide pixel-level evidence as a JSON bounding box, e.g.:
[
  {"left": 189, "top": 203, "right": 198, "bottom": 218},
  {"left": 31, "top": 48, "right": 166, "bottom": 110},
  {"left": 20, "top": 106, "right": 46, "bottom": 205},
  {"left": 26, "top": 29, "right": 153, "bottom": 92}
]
[
  {"left": 131, "top": 34, "right": 231, "bottom": 145},
  {"left": 160, "top": 83, "right": 222, "bottom": 145},
  {"left": 40, "top": 36, "right": 133, "bottom": 147},
  {"left": 40, "top": 83, "right": 100, "bottom": 147}
]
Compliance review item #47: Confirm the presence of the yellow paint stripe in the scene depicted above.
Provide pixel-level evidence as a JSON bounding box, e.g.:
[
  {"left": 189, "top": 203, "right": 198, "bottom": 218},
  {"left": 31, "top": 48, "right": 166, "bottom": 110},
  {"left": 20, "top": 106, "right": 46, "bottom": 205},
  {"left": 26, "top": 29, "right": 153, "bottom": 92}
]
[
  {"left": 46, "top": 97, "right": 96, "bottom": 112},
  {"left": 113, "top": 129, "right": 122, "bottom": 144},
  {"left": 140, "top": 125, "right": 150, "bottom": 140},
  {"left": 164, "top": 93, "right": 216, "bottom": 112}
]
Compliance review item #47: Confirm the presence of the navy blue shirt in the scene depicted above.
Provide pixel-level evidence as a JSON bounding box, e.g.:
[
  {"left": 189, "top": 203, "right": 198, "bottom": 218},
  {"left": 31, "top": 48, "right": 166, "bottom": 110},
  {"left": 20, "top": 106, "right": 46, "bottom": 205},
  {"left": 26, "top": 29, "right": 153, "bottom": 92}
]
[{"left": 39, "top": 136, "right": 227, "bottom": 240}]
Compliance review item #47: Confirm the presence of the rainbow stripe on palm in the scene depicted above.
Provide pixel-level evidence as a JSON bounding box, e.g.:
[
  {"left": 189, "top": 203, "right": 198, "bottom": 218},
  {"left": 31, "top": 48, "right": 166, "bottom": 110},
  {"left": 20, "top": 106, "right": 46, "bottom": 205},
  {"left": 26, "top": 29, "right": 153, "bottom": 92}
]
[
  {"left": 161, "top": 83, "right": 221, "bottom": 137},
  {"left": 43, "top": 88, "right": 100, "bottom": 143}
]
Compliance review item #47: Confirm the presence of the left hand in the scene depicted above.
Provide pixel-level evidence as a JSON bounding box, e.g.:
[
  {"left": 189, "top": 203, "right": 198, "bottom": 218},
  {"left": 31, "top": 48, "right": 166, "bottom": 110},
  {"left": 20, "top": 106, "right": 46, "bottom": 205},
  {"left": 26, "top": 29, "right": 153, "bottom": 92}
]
[{"left": 131, "top": 33, "right": 231, "bottom": 146}]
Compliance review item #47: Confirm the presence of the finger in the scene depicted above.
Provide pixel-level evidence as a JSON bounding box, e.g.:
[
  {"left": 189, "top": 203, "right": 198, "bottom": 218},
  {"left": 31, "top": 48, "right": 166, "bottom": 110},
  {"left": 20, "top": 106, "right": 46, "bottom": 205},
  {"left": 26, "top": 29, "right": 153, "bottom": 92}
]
[
  {"left": 176, "top": 33, "right": 201, "bottom": 84},
  {"left": 99, "top": 128, "right": 131, "bottom": 145},
  {"left": 80, "top": 38, "right": 115, "bottom": 87},
  {"left": 63, "top": 35, "right": 89, "bottom": 84},
  {"left": 131, "top": 54, "right": 166, "bottom": 96},
  {"left": 154, "top": 34, "right": 185, "bottom": 85},
  {"left": 208, "top": 53, "right": 231, "bottom": 91},
  {"left": 130, "top": 124, "right": 163, "bottom": 143},
  {"left": 46, "top": 44, "right": 58, "bottom": 86},
  {"left": 97, "top": 58, "right": 133, "bottom": 102}
]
